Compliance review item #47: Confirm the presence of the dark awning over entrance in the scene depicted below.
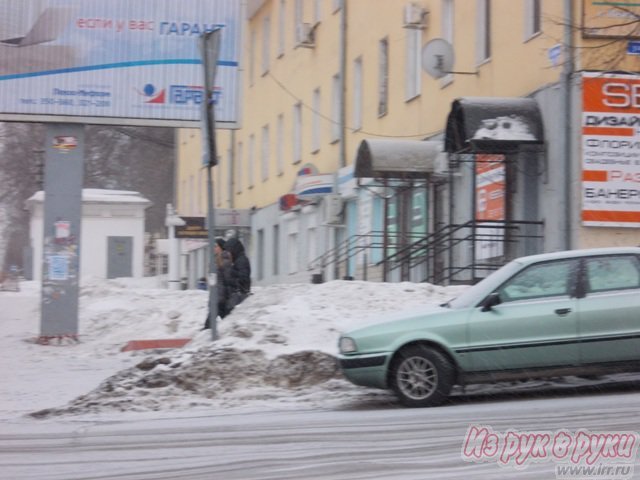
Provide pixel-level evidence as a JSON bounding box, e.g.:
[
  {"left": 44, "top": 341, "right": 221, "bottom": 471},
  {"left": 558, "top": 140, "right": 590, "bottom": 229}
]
[
  {"left": 354, "top": 139, "right": 444, "bottom": 179},
  {"left": 445, "top": 97, "right": 544, "bottom": 153}
]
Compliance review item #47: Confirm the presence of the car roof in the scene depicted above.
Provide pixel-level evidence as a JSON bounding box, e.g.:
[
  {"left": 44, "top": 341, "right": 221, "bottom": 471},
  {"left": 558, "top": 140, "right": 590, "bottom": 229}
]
[{"left": 514, "top": 246, "right": 640, "bottom": 266}]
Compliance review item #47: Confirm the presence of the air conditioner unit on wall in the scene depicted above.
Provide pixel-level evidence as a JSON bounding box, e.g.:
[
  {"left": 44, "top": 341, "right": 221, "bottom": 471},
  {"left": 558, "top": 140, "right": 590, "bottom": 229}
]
[
  {"left": 323, "top": 194, "right": 344, "bottom": 225},
  {"left": 295, "top": 22, "right": 316, "bottom": 48},
  {"left": 403, "top": 3, "right": 427, "bottom": 29}
]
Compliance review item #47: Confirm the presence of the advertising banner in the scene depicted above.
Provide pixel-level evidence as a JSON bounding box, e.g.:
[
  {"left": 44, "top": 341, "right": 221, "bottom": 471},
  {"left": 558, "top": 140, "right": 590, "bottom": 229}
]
[
  {"left": 582, "top": 72, "right": 640, "bottom": 227},
  {"left": 0, "top": 0, "right": 241, "bottom": 127},
  {"left": 475, "top": 154, "right": 506, "bottom": 260}
]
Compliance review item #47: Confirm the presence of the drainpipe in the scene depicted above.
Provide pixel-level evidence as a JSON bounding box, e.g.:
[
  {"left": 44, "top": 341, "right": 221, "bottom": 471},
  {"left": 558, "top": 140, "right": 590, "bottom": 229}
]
[{"left": 563, "top": 0, "right": 574, "bottom": 250}]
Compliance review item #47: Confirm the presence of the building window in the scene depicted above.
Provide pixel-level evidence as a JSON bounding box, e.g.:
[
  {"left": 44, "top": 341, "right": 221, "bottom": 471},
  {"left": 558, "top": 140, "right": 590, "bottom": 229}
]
[
  {"left": 287, "top": 219, "right": 299, "bottom": 274},
  {"left": 257, "top": 228, "right": 265, "bottom": 280},
  {"left": 441, "top": 0, "right": 454, "bottom": 85},
  {"left": 236, "top": 141, "right": 243, "bottom": 193},
  {"left": 331, "top": 73, "right": 340, "bottom": 142},
  {"left": 293, "top": 102, "right": 302, "bottom": 163},
  {"left": 378, "top": 38, "right": 389, "bottom": 116},
  {"left": 353, "top": 57, "right": 363, "bottom": 130},
  {"left": 276, "top": 113, "right": 284, "bottom": 175},
  {"left": 248, "top": 133, "right": 255, "bottom": 188},
  {"left": 273, "top": 224, "right": 280, "bottom": 275},
  {"left": 277, "top": 0, "right": 285, "bottom": 56},
  {"left": 307, "top": 213, "right": 318, "bottom": 266},
  {"left": 314, "top": 0, "right": 322, "bottom": 23},
  {"left": 312, "top": 87, "right": 321, "bottom": 153},
  {"left": 525, "top": 0, "right": 541, "bottom": 40},
  {"left": 262, "top": 15, "right": 271, "bottom": 74},
  {"left": 215, "top": 161, "right": 223, "bottom": 206},
  {"left": 288, "top": 232, "right": 298, "bottom": 274},
  {"left": 294, "top": 0, "right": 303, "bottom": 46},
  {"left": 405, "top": 28, "right": 421, "bottom": 100},
  {"left": 197, "top": 168, "right": 204, "bottom": 215},
  {"left": 476, "top": 0, "right": 491, "bottom": 64},
  {"left": 261, "top": 124, "right": 270, "bottom": 181},
  {"left": 189, "top": 175, "right": 195, "bottom": 214},
  {"left": 249, "top": 29, "right": 256, "bottom": 86}
]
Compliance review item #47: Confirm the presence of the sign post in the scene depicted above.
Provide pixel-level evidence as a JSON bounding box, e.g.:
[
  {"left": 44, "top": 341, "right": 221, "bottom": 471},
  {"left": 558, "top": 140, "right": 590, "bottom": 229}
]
[
  {"left": 200, "top": 28, "right": 222, "bottom": 340},
  {"left": 39, "top": 124, "right": 84, "bottom": 343}
]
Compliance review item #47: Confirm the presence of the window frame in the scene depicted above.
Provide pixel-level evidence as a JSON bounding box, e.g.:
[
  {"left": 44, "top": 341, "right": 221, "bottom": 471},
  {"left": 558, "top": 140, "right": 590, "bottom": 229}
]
[
  {"left": 583, "top": 255, "right": 640, "bottom": 295},
  {"left": 496, "top": 259, "right": 579, "bottom": 303}
]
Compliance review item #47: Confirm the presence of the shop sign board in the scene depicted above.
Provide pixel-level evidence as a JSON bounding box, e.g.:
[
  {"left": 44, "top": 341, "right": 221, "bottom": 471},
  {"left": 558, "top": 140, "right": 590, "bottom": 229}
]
[{"left": 582, "top": 72, "right": 640, "bottom": 227}]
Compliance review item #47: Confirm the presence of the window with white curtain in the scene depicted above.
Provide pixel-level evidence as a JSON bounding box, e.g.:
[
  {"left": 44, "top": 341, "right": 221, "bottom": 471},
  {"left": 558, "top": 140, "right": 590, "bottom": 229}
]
[
  {"left": 248, "top": 133, "right": 255, "bottom": 188},
  {"left": 312, "top": 87, "right": 321, "bottom": 152},
  {"left": 378, "top": 38, "right": 389, "bottom": 116},
  {"left": 294, "top": 0, "right": 303, "bottom": 45},
  {"left": 262, "top": 15, "right": 271, "bottom": 74},
  {"left": 293, "top": 102, "right": 302, "bottom": 163},
  {"left": 272, "top": 224, "right": 280, "bottom": 275},
  {"left": 189, "top": 175, "right": 195, "bottom": 214},
  {"left": 277, "top": 0, "right": 285, "bottom": 56},
  {"left": 476, "top": 0, "right": 491, "bottom": 64},
  {"left": 249, "top": 29, "right": 256, "bottom": 86},
  {"left": 276, "top": 113, "right": 284, "bottom": 175},
  {"left": 353, "top": 57, "right": 363, "bottom": 130},
  {"left": 524, "top": 0, "right": 541, "bottom": 40},
  {"left": 314, "top": 0, "right": 322, "bottom": 23},
  {"left": 331, "top": 73, "right": 340, "bottom": 142},
  {"left": 261, "top": 124, "right": 270, "bottom": 181},
  {"left": 197, "top": 168, "right": 203, "bottom": 214},
  {"left": 287, "top": 218, "right": 299, "bottom": 274},
  {"left": 405, "top": 28, "right": 421, "bottom": 100},
  {"left": 236, "top": 141, "right": 243, "bottom": 193},
  {"left": 441, "top": 0, "right": 454, "bottom": 85}
]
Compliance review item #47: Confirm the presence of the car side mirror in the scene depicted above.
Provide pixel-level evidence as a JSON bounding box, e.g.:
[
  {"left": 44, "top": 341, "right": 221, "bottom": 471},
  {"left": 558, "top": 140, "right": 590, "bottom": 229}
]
[{"left": 481, "top": 292, "right": 501, "bottom": 312}]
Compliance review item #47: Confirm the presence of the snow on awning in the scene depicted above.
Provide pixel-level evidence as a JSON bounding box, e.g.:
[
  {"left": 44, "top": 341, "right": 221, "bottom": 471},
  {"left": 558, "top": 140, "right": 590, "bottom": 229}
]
[
  {"left": 445, "top": 97, "right": 544, "bottom": 153},
  {"left": 354, "top": 139, "right": 443, "bottom": 179}
]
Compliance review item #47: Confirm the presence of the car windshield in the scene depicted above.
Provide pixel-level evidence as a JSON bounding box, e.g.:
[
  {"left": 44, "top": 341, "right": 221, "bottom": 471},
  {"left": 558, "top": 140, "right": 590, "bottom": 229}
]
[{"left": 444, "top": 260, "right": 523, "bottom": 309}]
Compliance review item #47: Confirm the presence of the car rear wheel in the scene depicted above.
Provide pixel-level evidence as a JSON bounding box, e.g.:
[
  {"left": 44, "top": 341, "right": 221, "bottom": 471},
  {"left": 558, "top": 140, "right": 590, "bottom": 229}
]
[{"left": 390, "top": 345, "right": 454, "bottom": 408}]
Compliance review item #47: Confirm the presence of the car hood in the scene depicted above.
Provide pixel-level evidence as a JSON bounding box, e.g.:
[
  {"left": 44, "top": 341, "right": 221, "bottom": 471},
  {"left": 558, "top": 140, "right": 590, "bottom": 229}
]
[{"left": 342, "top": 304, "right": 450, "bottom": 337}]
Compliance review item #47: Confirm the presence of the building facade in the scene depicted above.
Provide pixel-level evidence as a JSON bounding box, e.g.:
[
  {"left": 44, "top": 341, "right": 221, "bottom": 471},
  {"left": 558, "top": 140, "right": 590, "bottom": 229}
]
[{"left": 176, "top": 0, "right": 640, "bottom": 286}]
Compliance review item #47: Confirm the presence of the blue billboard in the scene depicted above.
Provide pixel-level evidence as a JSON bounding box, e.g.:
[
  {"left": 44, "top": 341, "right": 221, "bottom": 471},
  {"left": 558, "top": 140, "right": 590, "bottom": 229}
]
[{"left": 0, "top": 0, "right": 242, "bottom": 127}]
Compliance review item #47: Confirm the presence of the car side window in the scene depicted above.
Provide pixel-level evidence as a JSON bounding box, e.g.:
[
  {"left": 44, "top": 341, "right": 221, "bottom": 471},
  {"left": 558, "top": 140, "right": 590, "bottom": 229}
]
[
  {"left": 497, "top": 259, "right": 575, "bottom": 303},
  {"left": 585, "top": 255, "right": 640, "bottom": 293}
]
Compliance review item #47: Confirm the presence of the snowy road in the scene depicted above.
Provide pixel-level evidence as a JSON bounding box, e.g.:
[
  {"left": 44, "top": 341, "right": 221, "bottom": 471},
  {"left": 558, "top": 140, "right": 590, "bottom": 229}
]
[{"left": 2, "top": 388, "right": 640, "bottom": 480}]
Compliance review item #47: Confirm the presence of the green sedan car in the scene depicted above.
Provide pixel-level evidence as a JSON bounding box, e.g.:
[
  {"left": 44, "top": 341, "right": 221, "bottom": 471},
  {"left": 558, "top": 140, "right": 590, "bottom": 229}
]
[{"left": 338, "top": 247, "right": 640, "bottom": 407}]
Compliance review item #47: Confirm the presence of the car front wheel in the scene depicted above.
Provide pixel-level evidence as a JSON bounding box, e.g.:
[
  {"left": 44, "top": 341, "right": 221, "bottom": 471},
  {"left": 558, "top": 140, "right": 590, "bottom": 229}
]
[{"left": 390, "top": 345, "right": 454, "bottom": 408}]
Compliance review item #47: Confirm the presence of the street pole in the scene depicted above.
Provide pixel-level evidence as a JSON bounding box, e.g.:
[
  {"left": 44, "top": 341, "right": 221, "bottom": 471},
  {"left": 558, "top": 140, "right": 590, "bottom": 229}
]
[{"left": 200, "top": 28, "right": 222, "bottom": 340}]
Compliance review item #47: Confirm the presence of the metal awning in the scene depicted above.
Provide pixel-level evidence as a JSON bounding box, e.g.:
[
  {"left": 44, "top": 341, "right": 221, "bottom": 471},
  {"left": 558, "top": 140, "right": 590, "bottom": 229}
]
[
  {"left": 354, "top": 139, "right": 444, "bottom": 179},
  {"left": 445, "top": 97, "right": 544, "bottom": 153}
]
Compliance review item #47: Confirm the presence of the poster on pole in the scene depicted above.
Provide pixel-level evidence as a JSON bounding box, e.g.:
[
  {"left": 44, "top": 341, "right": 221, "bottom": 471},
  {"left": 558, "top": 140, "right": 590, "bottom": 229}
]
[
  {"left": 0, "top": 0, "right": 241, "bottom": 128},
  {"left": 582, "top": 72, "right": 640, "bottom": 227}
]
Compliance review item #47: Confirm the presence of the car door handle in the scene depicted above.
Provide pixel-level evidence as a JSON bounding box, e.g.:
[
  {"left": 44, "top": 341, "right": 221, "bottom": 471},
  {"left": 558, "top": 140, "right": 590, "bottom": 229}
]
[{"left": 554, "top": 308, "right": 572, "bottom": 316}]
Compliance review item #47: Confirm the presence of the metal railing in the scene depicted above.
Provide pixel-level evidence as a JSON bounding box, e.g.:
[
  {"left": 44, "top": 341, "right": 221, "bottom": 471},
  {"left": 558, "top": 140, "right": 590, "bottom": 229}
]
[
  {"left": 381, "top": 220, "right": 544, "bottom": 284},
  {"left": 308, "top": 219, "right": 544, "bottom": 285}
]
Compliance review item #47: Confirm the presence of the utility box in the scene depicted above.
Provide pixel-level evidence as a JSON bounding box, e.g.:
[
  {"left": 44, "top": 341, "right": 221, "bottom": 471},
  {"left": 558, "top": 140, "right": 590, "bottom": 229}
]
[{"left": 25, "top": 189, "right": 152, "bottom": 281}]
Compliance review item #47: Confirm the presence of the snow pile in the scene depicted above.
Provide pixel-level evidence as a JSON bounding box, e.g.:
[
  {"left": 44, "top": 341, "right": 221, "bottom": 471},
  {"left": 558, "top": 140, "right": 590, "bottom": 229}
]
[{"left": 19, "top": 278, "right": 466, "bottom": 418}]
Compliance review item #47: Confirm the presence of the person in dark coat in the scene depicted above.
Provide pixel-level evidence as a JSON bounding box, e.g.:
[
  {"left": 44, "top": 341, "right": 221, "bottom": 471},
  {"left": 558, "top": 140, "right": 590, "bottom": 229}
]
[
  {"left": 224, "top": 237, "right": 251, "bottom": 314},
  {"left": 203, "top": 238, "right": 234, "bottom": 329}
]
